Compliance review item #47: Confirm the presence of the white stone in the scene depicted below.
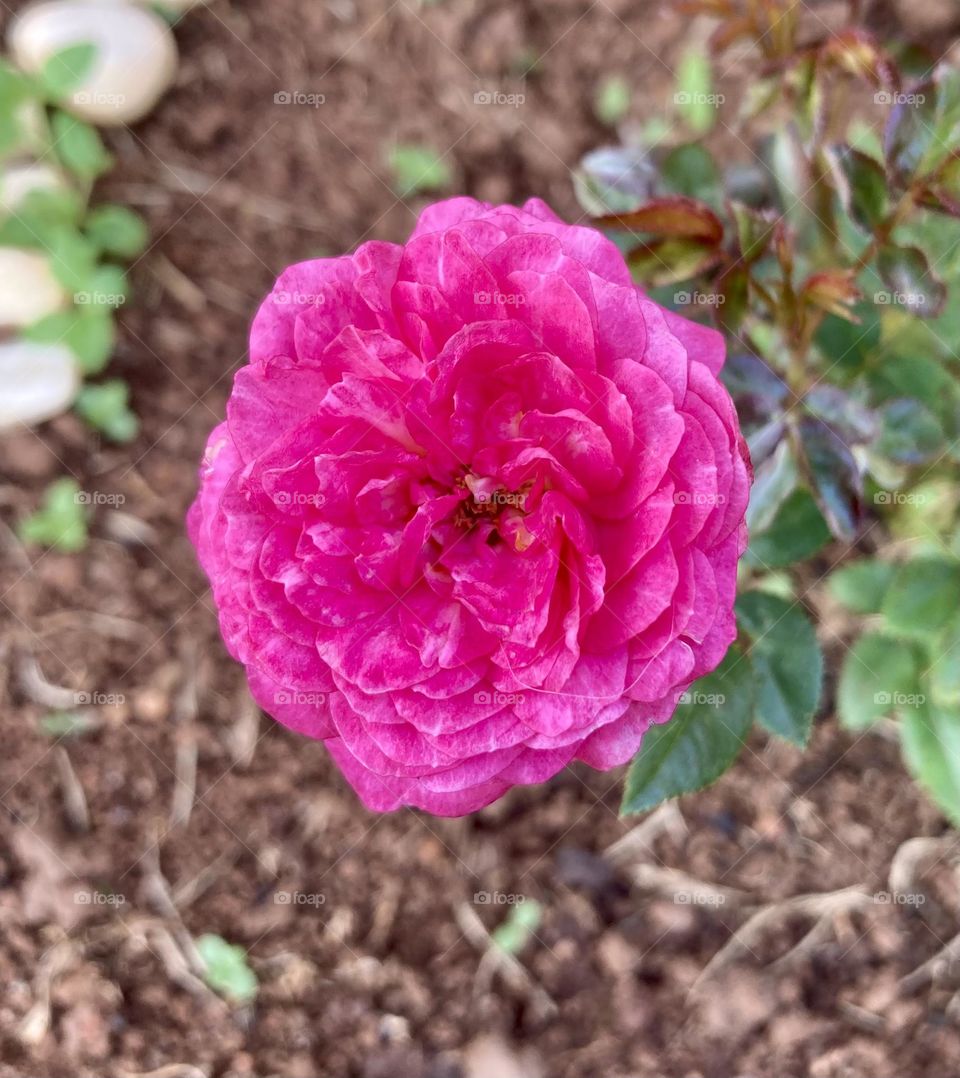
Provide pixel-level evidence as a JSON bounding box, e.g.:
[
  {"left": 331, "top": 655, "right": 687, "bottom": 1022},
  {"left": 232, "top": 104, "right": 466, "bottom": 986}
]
[
  {"left": 0, "top": 247, "right": 69, "bottom": 327},
  {"left": 0, "top": 162, "right": 65, "bottom": 214},
  {"left": 0, "top": 339, "right": 79, "bottom": 430},
  {"left": 9, "top": 1, "right": 178, "bottom": 126}
]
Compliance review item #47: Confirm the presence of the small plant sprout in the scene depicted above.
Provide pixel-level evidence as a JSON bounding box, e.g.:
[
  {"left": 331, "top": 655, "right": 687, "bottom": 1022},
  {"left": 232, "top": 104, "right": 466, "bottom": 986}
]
[{"left": 196, "top": 934, "right": 258, "bottom": 1005}]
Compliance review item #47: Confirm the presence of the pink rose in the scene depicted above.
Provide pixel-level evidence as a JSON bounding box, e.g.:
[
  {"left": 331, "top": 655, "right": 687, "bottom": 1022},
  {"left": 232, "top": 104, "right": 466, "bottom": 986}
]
[{"left": 189, "top": 197, "right": 751, "bottom": 816}]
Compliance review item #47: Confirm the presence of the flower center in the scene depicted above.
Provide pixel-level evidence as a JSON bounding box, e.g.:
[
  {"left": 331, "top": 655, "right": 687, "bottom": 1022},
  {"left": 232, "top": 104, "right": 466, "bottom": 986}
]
[{"left": 453, "top": 473, "right": 530, "bottom": 534}]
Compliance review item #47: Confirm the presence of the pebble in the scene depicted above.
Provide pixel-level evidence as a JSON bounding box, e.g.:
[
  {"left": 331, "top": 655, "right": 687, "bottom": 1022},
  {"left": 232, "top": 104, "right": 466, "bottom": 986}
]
[
  {"left": 0, "top": 162, "right": 65, "bottom": 214},
  {"left": 0, "top": 247, "right": 68, "bottom": 327},
  {"left": 9, "top": 1, "right": 178, "bottom": 126},
  {"left": 0, "top": 338, "right": 79, "bottom": 431}
]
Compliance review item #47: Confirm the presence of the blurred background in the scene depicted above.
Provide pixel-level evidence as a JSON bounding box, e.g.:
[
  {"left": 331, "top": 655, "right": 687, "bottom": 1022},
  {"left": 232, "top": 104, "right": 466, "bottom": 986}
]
[{"left": 2, "top": 1, "right": 960, "bottom": 1076}]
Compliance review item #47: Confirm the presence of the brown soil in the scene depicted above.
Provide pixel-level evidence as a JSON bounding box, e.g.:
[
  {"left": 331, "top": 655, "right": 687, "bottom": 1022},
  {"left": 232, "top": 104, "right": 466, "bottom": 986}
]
[{"left": 2, "top": 1, "right": 960, "bottom": 1076}]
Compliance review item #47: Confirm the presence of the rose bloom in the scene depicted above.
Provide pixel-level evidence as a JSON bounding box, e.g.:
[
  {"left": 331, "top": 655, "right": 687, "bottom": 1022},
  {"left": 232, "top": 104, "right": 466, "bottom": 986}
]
[{"left": 189, "top": 197, "right": 750, "bottom": 816}]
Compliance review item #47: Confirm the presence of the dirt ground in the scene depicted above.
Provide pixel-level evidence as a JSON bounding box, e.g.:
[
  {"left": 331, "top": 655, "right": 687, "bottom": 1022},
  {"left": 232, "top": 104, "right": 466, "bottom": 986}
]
[{"left": 3, "top": 1, "right": 960, "bottom": 1076}]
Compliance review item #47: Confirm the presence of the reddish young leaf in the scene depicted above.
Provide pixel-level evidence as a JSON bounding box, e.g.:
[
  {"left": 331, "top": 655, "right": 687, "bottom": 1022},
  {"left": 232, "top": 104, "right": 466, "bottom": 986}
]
[{"left": 595, "top": 197, "right": 724, "bottom": 244}]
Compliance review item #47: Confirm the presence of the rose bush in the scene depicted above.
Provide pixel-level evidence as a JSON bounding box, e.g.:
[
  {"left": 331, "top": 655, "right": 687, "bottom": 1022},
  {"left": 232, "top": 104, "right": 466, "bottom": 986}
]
[{"left": 189, "top": 197, "right": 750, "bottom": 815}]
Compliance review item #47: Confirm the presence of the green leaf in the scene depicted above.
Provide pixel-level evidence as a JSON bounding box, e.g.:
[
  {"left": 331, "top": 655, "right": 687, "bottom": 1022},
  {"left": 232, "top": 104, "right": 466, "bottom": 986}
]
[
  {"left": 75, "top": 380, "right": 139, "bottom": 442},
  {"left": 930, "top": 612, "right": 960, "bottom": 708},
  {"left": 832, "top": 145, "right": 888, "bottom": 234},
  {"left": 46, "top": 229, "right": 98, "bottom": 293},
  {"left": 40, "top": 711, "right": 95, "bottom": 738},
  {"left": 837, "top": 632, "right": 920, "bottom": 729},
  {"left": 828, "top": 560, "right": 896, "bottom": 614},
  {"left": 660, "top": 144, "right": 721, "bottom": 205},
  {"left": 39, "top": 42, "right": 97, "bottom": 99},
  {"left": 0, "top": 187, "right": 84, "bottom": 248},
  {"left": 85, "top": 204, "right": 149, "bottom": 259},
  {"left": 900, "top": 702, "right": 960, "bottom": 826},
  {"left": 18, "top": 478, "right": 89, "bottom": 553},
  {"left": 595, "top": 75, "right": 630, "bottom": 126},
  {"left": 492, "top": 899, "right": 543, "bottom": 954},
  {"left": 389, "top": 144, "right": 452, "bottom": 196},
  {"left": 746, "top": 439, "right": 798, "bottom": 534},
  {"left": 621, "top": 647, "right": 754, "bottom": 815},
  {"left": 83, "top": 264, "right": 129, "bottom": 308},
  {"left": 195, "top": 934, "right": 258, "bottom": 1004},
  {"left": 627, "top": 237, "right": 721, "bottom": 287},
  {"left": 876, "top": 243, "right": 947, "bottom": 318},
  {"left": 24, "top": 308, "right": 115, "bottom": 375},
  {"left": 746, "top": 488, "right": 832, "bottom": 568},
  {"left": 885, "top": 72, "right": 960, "bottom": 183},
  {"left": 736, "top": 591, "right": 822, "bottom": 746},
  {"left": 798, "top": 417, "right": 862, "bottom": 542},
  {"left": 0, "top": 60, "right": 37, "bottom": 158},
  {"left": 876, "top": 399, "right": 944, "bottom": 465},
  {"left": 731, "top": 201, "right": 776, "bottom": 263},
  {"left": 50, "top": 110, "right": 112, "bottom": 180},
  {"left": 882, "top": 557, "right": 960, "bottom": 639},
  {"left": 675, "top": 48, "right": 716, "bottom": 135}
]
